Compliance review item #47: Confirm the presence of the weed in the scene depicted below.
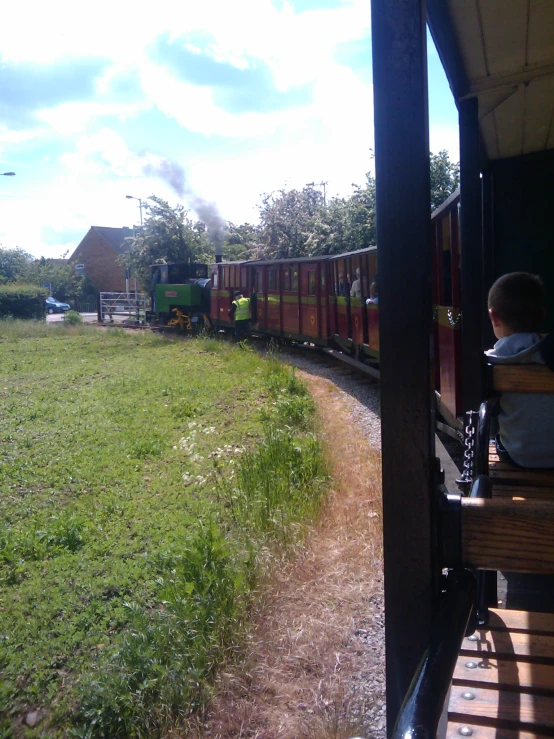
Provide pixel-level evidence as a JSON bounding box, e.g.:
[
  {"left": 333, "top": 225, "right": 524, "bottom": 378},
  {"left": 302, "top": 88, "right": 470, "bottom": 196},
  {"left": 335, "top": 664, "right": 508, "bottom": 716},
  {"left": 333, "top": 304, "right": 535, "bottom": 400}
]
[
  {"left": 197, "top": 336, "right": 227, "bottom": 354},
  {"left": 73, "top": 523, "right": 250, "bottom": 736},
  {"left": 64, "top": 310, "right": 83, "bottom": 325}
]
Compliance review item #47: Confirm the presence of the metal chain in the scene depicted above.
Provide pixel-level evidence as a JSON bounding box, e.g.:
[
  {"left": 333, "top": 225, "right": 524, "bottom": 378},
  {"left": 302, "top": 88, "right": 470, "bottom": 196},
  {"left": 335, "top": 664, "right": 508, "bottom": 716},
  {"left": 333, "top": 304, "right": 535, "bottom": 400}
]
[
  {"left": 455, "top": 410, "right": 478, "bottom": 493},
  {"left": 447, "top": 309, "right": 462, "bottom": 328}
]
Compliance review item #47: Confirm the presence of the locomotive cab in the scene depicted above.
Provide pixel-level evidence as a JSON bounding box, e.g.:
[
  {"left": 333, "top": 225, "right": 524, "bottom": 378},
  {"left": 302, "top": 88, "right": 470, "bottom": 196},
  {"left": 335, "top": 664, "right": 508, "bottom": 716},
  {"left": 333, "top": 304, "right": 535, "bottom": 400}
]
[{"left": 150, "top": 263, "right": 211, "bottom": 329}]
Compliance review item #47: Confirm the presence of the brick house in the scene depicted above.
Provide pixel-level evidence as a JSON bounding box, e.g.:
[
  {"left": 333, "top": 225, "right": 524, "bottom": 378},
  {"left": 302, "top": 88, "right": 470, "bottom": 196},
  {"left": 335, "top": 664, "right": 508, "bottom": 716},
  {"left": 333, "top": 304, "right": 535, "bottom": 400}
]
[{"left": 69, "top": 226, "right": 135, "bottom": 292}]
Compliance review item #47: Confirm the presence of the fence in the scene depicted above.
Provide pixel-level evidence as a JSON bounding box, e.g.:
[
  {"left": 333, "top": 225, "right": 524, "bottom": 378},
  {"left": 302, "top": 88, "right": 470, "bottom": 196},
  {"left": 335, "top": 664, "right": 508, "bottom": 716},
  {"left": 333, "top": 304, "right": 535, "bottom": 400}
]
[{"left": 98, "top": 292, "right": 148, "bottom": 324}]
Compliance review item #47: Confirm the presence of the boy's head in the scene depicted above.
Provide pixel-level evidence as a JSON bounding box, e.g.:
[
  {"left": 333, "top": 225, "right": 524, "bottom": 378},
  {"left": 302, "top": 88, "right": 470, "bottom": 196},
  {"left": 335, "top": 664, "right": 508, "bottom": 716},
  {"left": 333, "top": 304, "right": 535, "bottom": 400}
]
[{"left": 488, "top": 272, "right": 545, "bottom": 338}]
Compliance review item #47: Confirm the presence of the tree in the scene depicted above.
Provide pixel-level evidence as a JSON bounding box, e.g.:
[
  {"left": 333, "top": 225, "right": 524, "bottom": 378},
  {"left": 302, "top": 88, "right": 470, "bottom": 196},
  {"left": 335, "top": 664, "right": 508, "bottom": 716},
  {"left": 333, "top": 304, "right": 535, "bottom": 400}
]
[
  {"left": 22, "top": 257, "right": 89, "bottom": 302},
  {"left": 0, "top": 246, "right": 33, "bottom": 283},
  {"left": 430, "top": 150, "right": 460, "bottom": 211},
  {"left": 258, "top": 186, "right": 325, "bottom": 259},
  {"left": 122, "top": 196, "right": 213, "bottom": 288},
  {"left": 222, "top": 222, "right": 261, "bottom": 262}
]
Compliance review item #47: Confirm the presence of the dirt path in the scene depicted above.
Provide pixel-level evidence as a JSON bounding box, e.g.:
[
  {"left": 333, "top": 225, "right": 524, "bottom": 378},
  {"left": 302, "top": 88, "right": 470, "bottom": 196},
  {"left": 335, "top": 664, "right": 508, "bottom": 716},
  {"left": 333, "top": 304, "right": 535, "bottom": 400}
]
[{"left": 198, "top": 372, "right": 385, "bottom": 739}]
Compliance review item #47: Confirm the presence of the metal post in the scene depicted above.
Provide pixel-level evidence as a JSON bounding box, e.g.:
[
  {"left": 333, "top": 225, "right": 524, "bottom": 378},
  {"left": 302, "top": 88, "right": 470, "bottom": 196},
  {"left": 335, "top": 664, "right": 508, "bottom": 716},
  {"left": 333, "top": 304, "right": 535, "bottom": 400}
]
[
  {"left": 459, "top": 97, "right": 484, "bottom": 411},
  {"left": 371, "top": 0, "right": 436, "bottom": 731},
  {"left": 482, "top": 168, "right": 495, "bottom": 348}
]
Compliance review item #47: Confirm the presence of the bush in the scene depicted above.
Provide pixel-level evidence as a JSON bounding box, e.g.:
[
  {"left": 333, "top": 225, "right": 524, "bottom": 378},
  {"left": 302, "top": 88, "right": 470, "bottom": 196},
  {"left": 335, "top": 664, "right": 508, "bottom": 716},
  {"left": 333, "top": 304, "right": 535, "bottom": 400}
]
[
  {"left": 0, "top": 283, "right": 46, "bottom": 319},
  {"left": 64, "top": 310, "right": 83, "bottom": 325}
]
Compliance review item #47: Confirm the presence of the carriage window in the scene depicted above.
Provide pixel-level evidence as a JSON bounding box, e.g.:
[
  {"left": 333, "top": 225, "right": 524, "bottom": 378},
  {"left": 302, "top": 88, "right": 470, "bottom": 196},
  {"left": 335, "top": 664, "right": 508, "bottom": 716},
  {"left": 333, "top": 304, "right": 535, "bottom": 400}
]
[
  {"left": 268, "top": 268, "right": 278, "bottom": 290},
  {"left": 213, "top": 272, "right": 218, "bottom": 288},
  {"left": 320, "top": 269, "right": 326, "bottom": 289},
  {"left": 222, "top": 267, "right": 227, "bottom": 288},
  {"left": 284, "top": 269, "right": 291, "bottom": 291},
  {"left": 291, "top": 269, "right": 298, "bottom": 291},
  {"left": 256, "top": 271, "right": 262, "bottom": 291},
  {"left": 308, "top": 270, "right": 316, "bottom": 295}
]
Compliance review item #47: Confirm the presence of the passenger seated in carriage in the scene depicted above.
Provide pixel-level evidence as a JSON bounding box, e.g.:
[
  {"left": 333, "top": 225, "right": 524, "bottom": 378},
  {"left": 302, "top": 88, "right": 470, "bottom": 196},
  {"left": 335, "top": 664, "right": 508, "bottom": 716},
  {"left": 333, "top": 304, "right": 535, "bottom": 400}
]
[
  {"left": 366, "top": 277, "right": 379, "bottom": 305},
  {"left": 485, "top": 272, "right": 554, "bottom": 468},
  {"left": 336, "top": 272, "right": 349, "bottom": 297}
]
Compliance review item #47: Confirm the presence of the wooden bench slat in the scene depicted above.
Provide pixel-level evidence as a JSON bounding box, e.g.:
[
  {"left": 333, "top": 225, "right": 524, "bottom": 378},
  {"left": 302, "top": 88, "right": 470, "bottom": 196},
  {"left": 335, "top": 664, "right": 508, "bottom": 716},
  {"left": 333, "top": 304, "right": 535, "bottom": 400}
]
[
  {"left": 487, "top": 443, "right": 554, "bottom": 498},
  {"left": 450, "top": 690, "right": 554, "bottom": 730},
  {"left": 492, "top": 486, "right": 554, "bottom": 500},
  {"left": 461, "top": 498, "right": 554, "bottom": 574},
  {"left": 447, "top": 721, "right": 549, "bottom": 739},
  {"left": 487, "top": 609, "right": 554, "bottom": 635},
  {"left": 493, "top": 365, "right": 554, "bottom": 394},
  {"left": 448, "top": 685, "right": 554, "bottom": 731},
  {"left": 489, "top": 470, "right": 554, "bottom": 488},
  {"left": 460, "top": 630, "right": 554, "bottom": 662},
  {"left": 452, "top": 655, "right": 554, "bottom": 692}
]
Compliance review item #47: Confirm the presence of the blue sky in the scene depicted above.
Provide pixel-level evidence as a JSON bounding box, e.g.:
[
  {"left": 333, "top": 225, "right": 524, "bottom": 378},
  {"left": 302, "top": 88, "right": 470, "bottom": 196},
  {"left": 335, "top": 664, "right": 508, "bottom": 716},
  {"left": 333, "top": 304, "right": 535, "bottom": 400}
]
[{"left": 0, "top": 0, "right": 459, "bottom": 259}]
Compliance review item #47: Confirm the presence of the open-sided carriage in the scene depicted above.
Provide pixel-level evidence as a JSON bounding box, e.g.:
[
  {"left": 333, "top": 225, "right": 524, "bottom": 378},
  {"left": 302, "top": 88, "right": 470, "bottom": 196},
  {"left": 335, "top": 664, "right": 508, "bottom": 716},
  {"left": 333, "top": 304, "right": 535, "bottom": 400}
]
[{"left": 371, "top": 1, "right": 554, "bottom": 736}]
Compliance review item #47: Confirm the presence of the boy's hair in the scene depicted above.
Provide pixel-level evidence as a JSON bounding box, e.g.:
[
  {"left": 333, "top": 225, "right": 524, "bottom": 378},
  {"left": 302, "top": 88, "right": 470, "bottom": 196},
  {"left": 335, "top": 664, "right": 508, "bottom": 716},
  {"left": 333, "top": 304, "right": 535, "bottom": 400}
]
[{"left": 488, "top": 272, "right": 545, "bottom": 332}]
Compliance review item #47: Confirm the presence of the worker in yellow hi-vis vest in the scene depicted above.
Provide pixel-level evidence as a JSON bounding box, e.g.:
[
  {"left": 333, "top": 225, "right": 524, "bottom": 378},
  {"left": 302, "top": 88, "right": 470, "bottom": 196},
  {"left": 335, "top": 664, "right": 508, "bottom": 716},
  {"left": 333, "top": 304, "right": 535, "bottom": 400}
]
[{"left": 228, "top": 290, "right": 251, "bottom": 342}]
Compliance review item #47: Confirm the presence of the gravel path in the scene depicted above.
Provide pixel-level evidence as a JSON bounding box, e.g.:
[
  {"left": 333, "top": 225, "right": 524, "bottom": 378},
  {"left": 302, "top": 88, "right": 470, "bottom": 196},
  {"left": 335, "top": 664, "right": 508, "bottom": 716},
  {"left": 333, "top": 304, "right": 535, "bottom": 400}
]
[
  {"left": 277, "top": 347, "right": 382, "bottom": 450},
  {"left": 203, "top": 346, "right": 386, "bottom": 739},
  {"left": 279, "top": 348, "right": 386, "bottom": 739}
]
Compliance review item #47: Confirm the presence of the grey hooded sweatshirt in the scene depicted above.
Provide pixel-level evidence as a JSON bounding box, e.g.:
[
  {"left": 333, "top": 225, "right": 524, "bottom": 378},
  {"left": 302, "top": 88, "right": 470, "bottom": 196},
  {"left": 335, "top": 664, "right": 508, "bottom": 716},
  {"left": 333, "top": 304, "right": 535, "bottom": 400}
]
[{"left": 485, "top": 333, "right": 554, "bottom": 468}]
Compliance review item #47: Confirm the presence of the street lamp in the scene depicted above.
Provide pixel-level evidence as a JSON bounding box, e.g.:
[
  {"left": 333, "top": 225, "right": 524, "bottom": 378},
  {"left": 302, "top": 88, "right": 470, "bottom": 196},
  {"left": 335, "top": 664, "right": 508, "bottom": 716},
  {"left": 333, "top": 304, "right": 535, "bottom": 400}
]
[
  {"left": 126, "top": 195, "right": 145, "bottom": 226},
  {"left": 2, "top": 172, "right": 16, "bottom": 176}
]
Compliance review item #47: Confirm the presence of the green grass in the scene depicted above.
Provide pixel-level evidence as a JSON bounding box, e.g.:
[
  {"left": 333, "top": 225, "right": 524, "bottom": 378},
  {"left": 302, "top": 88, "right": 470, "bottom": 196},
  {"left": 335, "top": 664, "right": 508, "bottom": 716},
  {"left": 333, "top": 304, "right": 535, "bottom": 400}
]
[{"left": 0, "top": 322, "right": 327, "bottom": 737}]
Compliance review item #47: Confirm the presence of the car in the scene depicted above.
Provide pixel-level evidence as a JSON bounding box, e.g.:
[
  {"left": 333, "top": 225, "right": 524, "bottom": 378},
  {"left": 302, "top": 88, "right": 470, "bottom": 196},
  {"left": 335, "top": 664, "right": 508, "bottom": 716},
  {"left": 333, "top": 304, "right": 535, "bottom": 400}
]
[{"left": 45, "top": 297, "right": 71, "bottom": 314}]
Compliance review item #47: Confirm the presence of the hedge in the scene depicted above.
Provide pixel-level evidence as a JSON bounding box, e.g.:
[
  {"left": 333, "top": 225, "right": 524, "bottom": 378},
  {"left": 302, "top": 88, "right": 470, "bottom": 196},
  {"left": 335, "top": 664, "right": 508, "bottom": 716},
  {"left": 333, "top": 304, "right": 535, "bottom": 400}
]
[{"left": 0, "top": 284, "right": 47, "bottom": 319}]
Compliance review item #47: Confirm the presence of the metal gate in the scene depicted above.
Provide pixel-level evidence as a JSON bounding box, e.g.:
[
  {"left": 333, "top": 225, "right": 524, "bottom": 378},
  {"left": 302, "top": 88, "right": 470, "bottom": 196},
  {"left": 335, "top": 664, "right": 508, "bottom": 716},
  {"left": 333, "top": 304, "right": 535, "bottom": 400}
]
[{"left": 98, "top": 292, "right": 147, "bottom": 324}]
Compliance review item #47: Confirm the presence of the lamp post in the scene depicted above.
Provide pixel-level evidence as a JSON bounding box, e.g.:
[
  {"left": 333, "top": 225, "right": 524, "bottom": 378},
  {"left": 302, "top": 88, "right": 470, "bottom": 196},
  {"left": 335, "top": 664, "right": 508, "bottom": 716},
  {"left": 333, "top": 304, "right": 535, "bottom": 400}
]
[
  {"left": 2, "top": 172, "right": 16, "bottom": 176},
  {"left": 126, "top": 195, "right": 145, "bottom": 226}
]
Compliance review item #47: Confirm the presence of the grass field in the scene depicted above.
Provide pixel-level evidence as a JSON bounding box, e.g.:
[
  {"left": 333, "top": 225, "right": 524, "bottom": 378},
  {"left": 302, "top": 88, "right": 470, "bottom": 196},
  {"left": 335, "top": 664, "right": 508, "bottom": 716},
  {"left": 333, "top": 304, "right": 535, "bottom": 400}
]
[{"left": 0, "top": 321, "right": 327, "bottom": 737}]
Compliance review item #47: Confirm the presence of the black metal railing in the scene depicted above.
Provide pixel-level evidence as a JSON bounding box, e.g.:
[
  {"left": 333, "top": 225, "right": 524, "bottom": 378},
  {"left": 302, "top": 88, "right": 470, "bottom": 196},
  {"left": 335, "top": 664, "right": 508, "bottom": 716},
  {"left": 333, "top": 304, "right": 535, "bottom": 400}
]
[{"left": 392, "top": 568, "right": 477, "bottom": 739}]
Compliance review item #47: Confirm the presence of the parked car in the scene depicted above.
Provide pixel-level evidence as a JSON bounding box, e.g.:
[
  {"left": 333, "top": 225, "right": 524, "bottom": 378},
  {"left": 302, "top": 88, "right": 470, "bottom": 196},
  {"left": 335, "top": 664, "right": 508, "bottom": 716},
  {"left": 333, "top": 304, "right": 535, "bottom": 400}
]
[{"left": 45, "top": 297, "right": 71, "bottom": 314}]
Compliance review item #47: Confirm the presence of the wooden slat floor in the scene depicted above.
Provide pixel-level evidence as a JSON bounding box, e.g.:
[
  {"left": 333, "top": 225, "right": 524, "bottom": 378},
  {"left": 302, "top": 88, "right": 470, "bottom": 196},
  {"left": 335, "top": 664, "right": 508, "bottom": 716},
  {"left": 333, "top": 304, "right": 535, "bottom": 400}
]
[{"left": 447, "top": 608, "right": 554, "bottom": 738}]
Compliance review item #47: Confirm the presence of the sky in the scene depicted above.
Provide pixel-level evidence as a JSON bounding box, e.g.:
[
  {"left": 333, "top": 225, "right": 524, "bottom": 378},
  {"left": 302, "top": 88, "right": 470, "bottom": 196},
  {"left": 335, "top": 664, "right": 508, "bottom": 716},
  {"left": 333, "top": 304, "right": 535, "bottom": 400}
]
[{"left": 0, "top": 0, "right": 459, "bottom": 259}]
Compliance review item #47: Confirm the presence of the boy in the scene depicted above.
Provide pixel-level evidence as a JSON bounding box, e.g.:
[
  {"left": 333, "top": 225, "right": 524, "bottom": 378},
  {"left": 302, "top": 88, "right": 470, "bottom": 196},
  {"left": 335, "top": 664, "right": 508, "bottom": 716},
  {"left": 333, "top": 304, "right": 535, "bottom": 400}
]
[{"left": 485, "top": 272, "right": 554, "bottom": 468}]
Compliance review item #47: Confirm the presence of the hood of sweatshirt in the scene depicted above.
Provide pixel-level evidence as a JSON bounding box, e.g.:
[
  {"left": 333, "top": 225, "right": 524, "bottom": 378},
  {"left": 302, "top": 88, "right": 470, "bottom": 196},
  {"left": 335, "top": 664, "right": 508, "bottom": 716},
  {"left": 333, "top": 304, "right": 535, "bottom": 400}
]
[{"left": 485, "top": 333, "right": 545, "bottom": 364}]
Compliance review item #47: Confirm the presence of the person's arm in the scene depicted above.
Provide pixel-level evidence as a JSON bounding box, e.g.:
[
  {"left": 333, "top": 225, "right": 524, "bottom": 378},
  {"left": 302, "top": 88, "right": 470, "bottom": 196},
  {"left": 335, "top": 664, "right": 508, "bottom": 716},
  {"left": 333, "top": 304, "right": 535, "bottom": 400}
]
[{"left": 228, "top": 302, "right": 236, "bottom": 319}]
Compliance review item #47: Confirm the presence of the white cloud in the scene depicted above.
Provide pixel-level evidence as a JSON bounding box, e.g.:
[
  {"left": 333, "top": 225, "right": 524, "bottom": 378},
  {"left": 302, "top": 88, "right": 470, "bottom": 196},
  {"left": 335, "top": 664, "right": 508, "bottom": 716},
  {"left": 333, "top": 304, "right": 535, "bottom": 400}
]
[
  {"left": 36, "top": 101, "right": 149, "bottom": 137},
  {"left": 0, "top": 0, "right": 460, "bottom": 259}
]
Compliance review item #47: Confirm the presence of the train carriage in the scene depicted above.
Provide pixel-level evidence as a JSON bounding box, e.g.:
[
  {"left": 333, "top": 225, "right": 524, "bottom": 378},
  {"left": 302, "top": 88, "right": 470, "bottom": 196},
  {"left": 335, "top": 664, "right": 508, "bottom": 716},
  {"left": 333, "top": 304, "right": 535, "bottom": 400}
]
[
  {"left": 371, "top": 0, "right": 554, "bottom": 736},
  {"left": 245, "top": 256, "right": 331, "bottom": 344},
  {"left": 210, "top": 260, "right": 253, "bottom": 329},
  {"left": 328, "top": 247, "right": 379, "bottom": 359}
]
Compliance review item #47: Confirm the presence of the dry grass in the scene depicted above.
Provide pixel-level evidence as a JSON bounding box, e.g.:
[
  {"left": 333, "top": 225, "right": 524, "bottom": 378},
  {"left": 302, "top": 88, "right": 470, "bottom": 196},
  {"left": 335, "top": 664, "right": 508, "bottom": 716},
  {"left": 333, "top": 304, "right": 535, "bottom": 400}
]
[{"left": 194, "top": 372, "right": 384, "bottom": 739}]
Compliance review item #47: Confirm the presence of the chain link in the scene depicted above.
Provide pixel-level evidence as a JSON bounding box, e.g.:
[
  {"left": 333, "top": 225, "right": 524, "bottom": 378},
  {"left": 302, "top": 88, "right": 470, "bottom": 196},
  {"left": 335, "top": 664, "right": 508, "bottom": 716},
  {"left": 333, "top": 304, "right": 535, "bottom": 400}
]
[
  {"left": 447, "top": 309, "right": 462, "bottom": 328},
  {"left": 455, "top": 410, "right": 478, "bottom": 493}
]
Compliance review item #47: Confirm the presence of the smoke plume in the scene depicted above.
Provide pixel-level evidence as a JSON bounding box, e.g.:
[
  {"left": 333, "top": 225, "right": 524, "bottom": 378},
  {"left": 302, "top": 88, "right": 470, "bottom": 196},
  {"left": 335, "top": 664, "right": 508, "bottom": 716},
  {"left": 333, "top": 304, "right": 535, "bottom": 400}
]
[
  {"left": 142, "top": 158, "right": 186, "bottom": 199},
  {"left": 191, "top": 197, "right": 225, "bottom": 255},
  {"left": 142, "top": 156, "right": 225, "bottom": 254}
]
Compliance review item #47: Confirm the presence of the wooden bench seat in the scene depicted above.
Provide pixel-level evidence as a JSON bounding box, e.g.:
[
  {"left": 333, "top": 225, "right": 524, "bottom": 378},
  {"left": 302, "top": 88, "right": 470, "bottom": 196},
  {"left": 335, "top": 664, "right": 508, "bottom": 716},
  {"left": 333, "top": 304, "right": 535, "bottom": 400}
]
[
  {"left": 447, "top": 608, "right": 554, "bottom": 738},
  {"left": 488, "top": 443, "right": 554, "bottom": 500}
]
